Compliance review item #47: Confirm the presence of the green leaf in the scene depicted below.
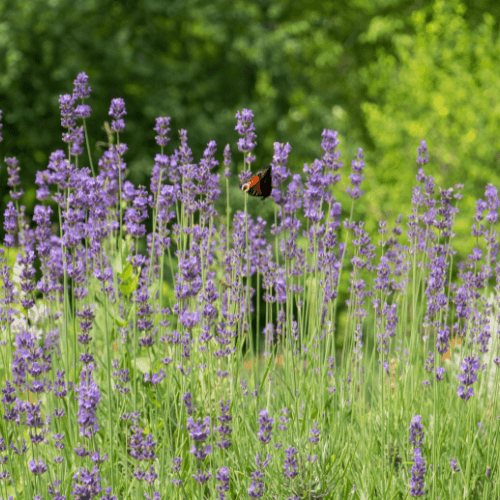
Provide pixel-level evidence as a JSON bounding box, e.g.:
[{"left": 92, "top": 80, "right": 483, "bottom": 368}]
[{"left": 133, "top": 357, "right": 151, "bottom": 374}]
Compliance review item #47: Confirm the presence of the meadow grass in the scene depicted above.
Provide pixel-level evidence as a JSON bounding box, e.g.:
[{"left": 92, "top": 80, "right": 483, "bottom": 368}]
[{"left": 0, "top": 72, "right": 499, "bottom": 500}]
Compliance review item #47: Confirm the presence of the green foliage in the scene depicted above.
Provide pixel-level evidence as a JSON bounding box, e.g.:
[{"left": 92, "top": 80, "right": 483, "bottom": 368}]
[{"left": 360, "top": 0, "right": 500, "bottom": 257}]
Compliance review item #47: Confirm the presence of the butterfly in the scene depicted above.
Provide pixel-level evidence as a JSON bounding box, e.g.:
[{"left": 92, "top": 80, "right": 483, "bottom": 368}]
[{"left": 239, "top": 165, "right": 272, "bottom": 199}]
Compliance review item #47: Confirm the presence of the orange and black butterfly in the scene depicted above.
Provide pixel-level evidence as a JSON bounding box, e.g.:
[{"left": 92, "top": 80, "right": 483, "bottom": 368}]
[{"left": 239, "top": 165, "right": 272, "bottom": 200}]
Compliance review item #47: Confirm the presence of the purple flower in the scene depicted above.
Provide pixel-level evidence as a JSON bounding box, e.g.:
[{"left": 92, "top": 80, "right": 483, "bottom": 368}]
[
  {"left": 302, "top": 158, "right": 325, "bottom": 222},
  {"left": 59, "top": 93, "right": 76, "bottom": 129},
  {"left": 436, "top": 324, "right": 450, "bottom": 355},
  {"left": 5, "top": 157, "right": 24, "bottom": 200},
  {"left": 128, "top": 429, "right": 157, "bottom": 461},
  {"left": 270, "top": 141, "right": 292, "bottom": 205},
  {"left": 223, "top": 144, "right": 232, "bottom": 178},
  {"left": 48, "top": 479, "right": 66, "bottom": 500},
  {"left": 283, "top": 446, "right": 299, "bottom": 479},
  {"left": 257, "top": 409, "right": 274, "bottom": 444},
  {"left": 171, "top": 456, "right": 182, "bottom": 472},
  {"left": 235, "top": 108, "right": 257, "bottom": 166},
  {"left": 29, "top": 458, "right": 48, "bottom": 476},
  {"left": 216, "top": 399, "right": 233, "bottom": 450},
  {"left": 424, "top": 252, "right": 448, "bottom": 328},
  {"left": 144, "top": 370, "right": 165, "bottom": 385},
  {"left": 424, "top": 351, "right": 434, "bottom": 372},
  {"left": 346, "top": 148, "right": 365, "bottom": 199},
  {"left": 436, "top": 367, "right": 445, "bottom": 381},
  {"left": 457, "top": 355, "right": 480, "bottom": 400},
  {"left": 216, "top": 466, "right": 230, "bottom": 493},
  {"left": 192, "top": 469, "right": 211, "bottom": 484},
  {"left": 124, "top": 184, "right": 150, "bottom": 238},
  {"left": 409, "top": 448, "right": 426, "bottom": 497},
  {"left": 1, "top": 380, "right": 16, "bottom": 409},
  {"left": 3, "top": 201, "right": 17, "bottom": 247},
  {"left": 71, "top": 466, "right": 102, "bottom": 500},
  {"left": 90, "top": 451, "right": 108, "bottom": 465},
  {"left": 154, "top": 116, "right": 171, "bottom": 147},
  {"left": 248, "top": 470, "right": 265, "bottom": 498},
  {"left": 182, "top": 391, "right": 196, "bottom": 415},
  {"left": 187, "top": 416, "right": 211, "bottom": 461},
  {"left": 134, "top": 273, "right": 155, "bottom": 345},
  {"left": 373, "top": 300, "right": 397, "bottom": 356},
  {"left": 53, "top": 432, "right": 65, "bottom": 454},
  {"left": 408, "top": 415, "right": 424, "bottom": 447},
  {"left": 321, "top": 129, "right": 342, "bottom": 180},
  {"left": 187, "top": 416, "right": 211, "bottom": 442},
  {"left": 308, "top": 422, "right": 321, "bottom": 444},
  {"left": 10, "top": 437, "right": 27, "bottom": 455},
  {"left": 73, "top": 72, "right": 92, "bottom": 99},
  {"left": 143, "top": 465, "right": 158, "bottom": 486},
  {"left": 277, "top": 408, "right": 290, "bottom": 432},
  {"left": 144, "top": 491, "right": 160, "bottom": 500},
  {"left": 416, "top": 140, "right": 429, "bottom": 165},
  {"left": 75, "top": 364, "right": 100, "bottom": 438},
  {"left": 109, "top": 98, "right": 126, "bottom": 133},
  {"left": 256, "top": 454, "right": 271, "bottom": 469},
  {"left": 179, "top": 309, "right": 200, "bottom": 330},
  {"left": 450, "top": 458, "right": 460, "bottom": 472},
  {"left": 75, "top": 104, "right": 91, "bottom": 119}
]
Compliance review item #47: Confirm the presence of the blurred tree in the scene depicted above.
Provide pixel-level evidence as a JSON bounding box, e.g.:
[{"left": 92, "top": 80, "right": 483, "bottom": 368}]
[{"left": 359, "top": 0, "right": 500, "bottom": 261}]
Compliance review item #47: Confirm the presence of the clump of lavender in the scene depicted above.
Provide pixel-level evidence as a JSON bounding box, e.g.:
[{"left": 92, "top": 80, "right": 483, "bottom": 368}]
[
  {"left": 48, "top": 479, "right": 66, "bottom": 500},
  {"left": 424, "top": 351, "right": 434, "bottom": 372},
  {"left": 257, "top": 409, "right": 274, "bottom": 445},
  {"left": 215, "top": 399, "right": 233, "bottom": 450},
  {"left": 408, "top": 415, "right": 426, "bottom": 497},
  {"left": 71, "top": 466, "right": 102, "bottom": 500},
  {"left": 187, "top": 416, "right": 212, "bottom": 461},
  {"left": 450, "top": 458, "right": 460, "bottom": 472},
  {"left": 171, "top": 456, "right": 183, "bottom": 486},
  {"left": 235, "top": 108, "right": 257, "bottom": 168},
  {"left": 308, "top": 422, "right": 320, "bottom": 445},
  {"left": 75, "top": 363, "right": 100, "bottom": 439},
  {"left": 5, "top": 157, "right": 24, "bottom": 200},
  {"left": 457, "top": 355, "right": 480, "bottom": 400},
  {"left": 248, "top": 454, "right": 271, "bottom": 499},
  {"left": 283, "top": 446, "right": 299, "bottom": 479},
  {"left": 248, "top": 469, "right": 265, "bottom": 499},
  {"left": 216, "top": 466, "right": 230, "bottom": 499},
  {"left": 128, "top": 417, "right": 158, "bottom": 486},
  {"left": 346, "top": 148, "right": 365, "bottom": 200},
  {"left": 408, "top": 415, "right": 425, "bottom": 447},
  {"left": 28, "top": 458, "right": 48, "bottom": 476},
  {"left": 409, "top": 448, "right": 426, "bottom": 497},
  {"left": 182, "top": 391, "right": 197, "bottom": 416}
]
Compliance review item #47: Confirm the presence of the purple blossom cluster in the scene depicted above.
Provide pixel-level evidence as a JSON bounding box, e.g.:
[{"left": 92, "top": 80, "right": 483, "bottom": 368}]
[
  {"left": 456, "top": 355, "right": 481, "bottom": 400},
  {"left": 408, "top": 415, "right": 426, "bottom": 497},
  {"left": 409, "top": 448, "right": 426, "bottom": 497}
]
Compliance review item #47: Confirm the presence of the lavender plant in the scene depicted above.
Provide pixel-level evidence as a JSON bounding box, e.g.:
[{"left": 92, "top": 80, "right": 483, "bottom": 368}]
[{"left": 0, "top": 72, "right": 499, "bottom": 499}]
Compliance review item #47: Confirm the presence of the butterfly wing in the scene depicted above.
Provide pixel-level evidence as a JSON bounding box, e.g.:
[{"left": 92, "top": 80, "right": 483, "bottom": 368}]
[
  {"left": 257, "top": 165, "right": 272, "bottom": 199},
  {"left": 239, "top": 165, "right": 272, "bottom": 199}
]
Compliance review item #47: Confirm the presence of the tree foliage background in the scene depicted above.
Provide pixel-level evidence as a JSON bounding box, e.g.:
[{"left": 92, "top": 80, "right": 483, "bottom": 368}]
[{"left": 1, "top": 0, "right": 500, "bottom": 262}]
